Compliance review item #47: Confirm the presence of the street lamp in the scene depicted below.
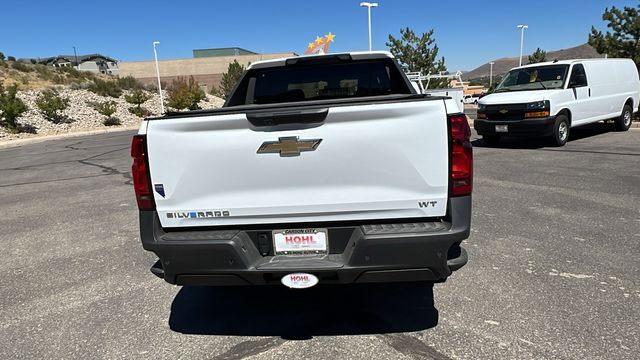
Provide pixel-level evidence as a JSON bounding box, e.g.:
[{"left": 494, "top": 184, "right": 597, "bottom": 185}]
[
  {"left": 152, "top": 41, "right": 165, "bottom": 114},
  {"left": 517, "top": 24, "right": 528, "bottom": 67},
  {"left": 489, "top": 61, "right": 495, "bottom": 87},
  {"left": 73, "top": 46, "right": 79, "bottom": 70},
  {"left": 360, "top": 2, "right": 378, "bottom": 52}
]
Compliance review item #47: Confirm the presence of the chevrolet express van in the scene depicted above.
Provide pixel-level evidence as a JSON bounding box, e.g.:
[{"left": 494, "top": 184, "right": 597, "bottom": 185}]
[{"left": 476, "top": 59, "right": 639, "bottom": 146}]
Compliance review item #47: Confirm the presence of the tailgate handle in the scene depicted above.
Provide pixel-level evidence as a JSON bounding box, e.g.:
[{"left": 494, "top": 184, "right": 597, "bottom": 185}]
[{"left": 246, "top": 108, "right": 329, "bottom": 127}]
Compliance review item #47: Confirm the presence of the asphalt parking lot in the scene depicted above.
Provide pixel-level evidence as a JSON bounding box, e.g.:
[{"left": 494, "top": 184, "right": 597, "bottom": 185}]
[{"left": 1, "top": 125, "right": 639, "bottom": 360}]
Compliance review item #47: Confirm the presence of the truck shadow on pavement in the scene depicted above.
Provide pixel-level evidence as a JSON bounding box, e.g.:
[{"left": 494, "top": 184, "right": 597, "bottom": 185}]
[
  {"left": 168, "top": 282, "right": 438, "bottom": 338},
  {"left": 471, "top": 123, "right": 615, "bottom": 149}
]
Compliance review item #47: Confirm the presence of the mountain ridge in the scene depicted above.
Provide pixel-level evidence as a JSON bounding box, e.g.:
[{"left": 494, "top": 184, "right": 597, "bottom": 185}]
[{"left": 462, "top": 43, "right": 603, "bottom": 80}]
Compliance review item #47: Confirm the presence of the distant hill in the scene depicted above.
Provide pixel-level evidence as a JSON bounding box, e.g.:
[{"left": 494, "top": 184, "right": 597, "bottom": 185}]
[{"left": 462, "top": 43, "right": 603, "bottom": 81}]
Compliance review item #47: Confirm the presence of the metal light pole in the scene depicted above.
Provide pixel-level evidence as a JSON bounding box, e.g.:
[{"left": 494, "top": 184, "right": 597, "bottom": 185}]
[
  {"left": 489, "top": 61, "right": 495, "bottom": 87},
  {"left": 73, "top": 46, "right": 79, "bottom": 70},
  {"left": 360, "top": 2, "right": 378, "bottom": 52},
  {"left": 152, "top": 41, "right": 165, "bottom": 114},
  {"left": 517, "top": 24, "right": 528, "bottom": 67}
]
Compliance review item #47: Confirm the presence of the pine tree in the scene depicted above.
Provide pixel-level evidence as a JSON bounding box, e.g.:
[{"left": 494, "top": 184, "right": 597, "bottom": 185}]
[
  {"left": 212, "top": 60, "right": 246, "bottom": 99},
  {"left": 589, "top": 4, "right": 640, "bottom": 69},
  {"left": 528, "top": 48, "right": 547, "bottom": 64},
  {"left": 386, "top": 28, "right": 448, "bottom": 88}
]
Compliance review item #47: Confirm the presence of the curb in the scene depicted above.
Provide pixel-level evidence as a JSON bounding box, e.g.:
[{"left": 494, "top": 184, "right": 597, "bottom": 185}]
[{"left": 0, "top": 126, "right": 139, "bottom": 149}]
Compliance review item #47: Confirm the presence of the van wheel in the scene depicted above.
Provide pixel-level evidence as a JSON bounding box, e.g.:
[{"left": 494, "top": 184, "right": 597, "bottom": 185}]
[
  {"left": 615, "top": 105, "right": 632, "bottom": 131},
  {"left": 552, "top": 115, "right": 570, "bottom": 147},
  {"left": 482, "top": 135, "right": 501, "bottom": 146}
]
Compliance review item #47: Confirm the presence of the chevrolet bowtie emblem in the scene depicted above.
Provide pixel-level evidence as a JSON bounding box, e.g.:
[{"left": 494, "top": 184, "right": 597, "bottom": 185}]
[
  {"left": 499, "top": 109, "right": 509, "bottom": 114},
  {"left": 257, "top": 137, "right": 322, "bottom": 157}
]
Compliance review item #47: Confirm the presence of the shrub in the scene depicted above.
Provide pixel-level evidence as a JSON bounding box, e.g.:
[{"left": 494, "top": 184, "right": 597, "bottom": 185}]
[
  {"left": 117, "top": 75, "right": 143, "bottom": 90},
  {"left": 7, "top": 56, "right": 16, "bottom": 62},
  {"left": 91, "top": 100, "right": 117, "bottom": 117},
  {"left": 90, "top": 100, "right": 121, "bottom": 126},
  {"left": 103, "top": 117, "right": 121, "bottom": 126},
  {"left": 69, "top": 81, "right": 92, "bottom": 90},
  {"left": 0, "top": 52, "right": 4, "bottom": 61},
  {"left": 59, "top": 66, "right": 95, "bottom": 83},
  {"left": 88, "top": 79, "right": 122, "bottom": 98},
  {"left": 0, "top": 84, "right": 28, "bottom": 133},
  {"left": 125, "top": 88, "right": 152, "bottom": 117},
  {"left": 36, "top": 88, "right": 70, "bottom": 124},
  {"left": 52, "top": 74, "right": 66, "bottom": 85},
  {"left": 34, "top": 65, "right": 53, "bottom": 79},
  {"left": 143, "top": 83, "right": 158, "bottom": 92},
  {"left": 166, "top": 76, "right": 205, "bottom": 111},
  {"left": 125, "top": 88, "right": 151, "bottom": 107},
  {"left": 11, "top": 61, "right": 32, "bottom": 72},
  {"left": 128, "top": 106, "right": 151, "bottom": 117}
]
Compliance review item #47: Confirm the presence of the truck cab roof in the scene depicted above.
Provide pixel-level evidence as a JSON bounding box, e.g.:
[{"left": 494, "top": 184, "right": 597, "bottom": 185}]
[{"left": 248, "top": 51, "right": 395, "bottom": 70}]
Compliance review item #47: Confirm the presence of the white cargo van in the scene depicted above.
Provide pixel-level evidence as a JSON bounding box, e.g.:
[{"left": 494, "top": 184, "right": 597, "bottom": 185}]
[{"left": 476, "top": 59, "right": 639, "bottom": 146}]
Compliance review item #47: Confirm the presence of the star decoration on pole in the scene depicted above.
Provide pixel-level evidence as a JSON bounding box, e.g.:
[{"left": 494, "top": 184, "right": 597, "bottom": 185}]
[{"left": 305, "top": 33, "right": 336, "bottom": 55}]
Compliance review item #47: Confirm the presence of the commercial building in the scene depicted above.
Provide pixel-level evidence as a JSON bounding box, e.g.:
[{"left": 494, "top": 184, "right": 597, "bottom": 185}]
[{"left": 118, "top": 47, "right": 296, "bottom": 92}]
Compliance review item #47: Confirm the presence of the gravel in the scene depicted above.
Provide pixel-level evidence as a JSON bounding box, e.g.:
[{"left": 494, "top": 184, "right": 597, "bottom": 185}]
[{"left": 0, "top": 88, "right": 225, "bottom": 140}]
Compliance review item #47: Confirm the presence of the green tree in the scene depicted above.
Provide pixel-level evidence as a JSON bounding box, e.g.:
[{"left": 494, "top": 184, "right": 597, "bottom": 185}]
[
  {"left": 212, "top": 60, "right": 246, "bottom": 99},
  {"left": 0, "top": 84, "right": 28, "bottom": 133},
  {"left": 125, "top": 88, "right": 152, "bottom": 117},
  {"left": 167, "top": 76, "right": 205, "bottom": 111},
  {"left": 589, "top": 4, "right": 640, "bottom": 69},
  {"left": 0, "top": 52, "right": 5, "bottom": 61},
  {"left": 386, "top": 27, "right": 447, "bottom": 88},
  {"left": 36, "top": 88, "right": 70, "bottom": 124},
  {"left": 528, "top": 48, "right": 547, "bottom": 64}
]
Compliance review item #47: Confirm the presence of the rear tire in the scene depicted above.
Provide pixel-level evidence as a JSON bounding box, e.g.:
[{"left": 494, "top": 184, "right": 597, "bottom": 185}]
[
  {"left": 615, "top": 105, "right": 632, "bottom": 131},
  {"left": 551, "top": 115, "right": 570, "bottom": 147},
  {"left": 482, "top": 135, "right": 501, "bottom": 146}
]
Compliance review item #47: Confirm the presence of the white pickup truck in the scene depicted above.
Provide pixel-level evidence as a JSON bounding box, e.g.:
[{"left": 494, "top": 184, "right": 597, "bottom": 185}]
[{"left": 132, "top": 52, "right": 472, "bottom": 288}]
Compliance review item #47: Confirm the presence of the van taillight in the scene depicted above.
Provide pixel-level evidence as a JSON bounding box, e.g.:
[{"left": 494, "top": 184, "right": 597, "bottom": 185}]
[
  {"left": 450, "top": 114, "right": 473, "bottom": 196},
  {"left": 131, "top": 135, "right": 155, "bottom": 210}
]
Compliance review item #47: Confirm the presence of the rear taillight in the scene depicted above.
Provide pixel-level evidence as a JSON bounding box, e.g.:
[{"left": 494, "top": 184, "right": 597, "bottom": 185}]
[
  {"left": 450, "top": 114, "right": 473, "bottom": 196},
  {"left": 131, "top": 135, "right": 155, "bottom": 210}
]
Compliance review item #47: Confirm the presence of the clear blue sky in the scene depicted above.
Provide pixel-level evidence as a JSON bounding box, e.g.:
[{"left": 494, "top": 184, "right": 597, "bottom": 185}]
[{"left": 1, "top": 0, "right": 637, "bottom": 71}]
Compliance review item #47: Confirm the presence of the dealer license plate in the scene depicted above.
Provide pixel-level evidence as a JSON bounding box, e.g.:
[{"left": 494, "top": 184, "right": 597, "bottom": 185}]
[
  {"left": 495, "top": 125, "right": 508, "bottom": 133},
  {"left": 273, "top": 228, "right": 328, "bottom": 255}
]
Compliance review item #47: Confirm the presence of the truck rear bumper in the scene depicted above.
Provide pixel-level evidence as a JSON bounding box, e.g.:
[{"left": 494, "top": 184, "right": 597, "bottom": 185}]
[
  {"left": 139, "top": 196, "right": 471, "bottom": 286},
  {"left": 474, "top": 116, "right": 556, "bottom": 136}
]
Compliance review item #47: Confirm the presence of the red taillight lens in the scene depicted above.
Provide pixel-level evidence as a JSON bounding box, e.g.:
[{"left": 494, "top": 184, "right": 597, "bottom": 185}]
[
  {"left": 131, "top": 135, "right": 155, "bottom": 210},
  {"left": 450, "top": 114, "right": 473, "bottom": 196}
]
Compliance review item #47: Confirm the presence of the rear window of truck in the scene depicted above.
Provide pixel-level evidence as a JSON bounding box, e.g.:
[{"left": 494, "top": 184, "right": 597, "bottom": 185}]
[{"left": 226, "top": 58, "right": 412, "bottom": 106}]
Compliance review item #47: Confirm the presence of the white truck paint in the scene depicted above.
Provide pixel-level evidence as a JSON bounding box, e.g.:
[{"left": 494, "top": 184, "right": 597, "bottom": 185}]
[
  {"left": 146, "top": 99, "right": 450, "bottom": 227},
  {"left": 140, "top": 52, "right": 460, "bottom": 228}
]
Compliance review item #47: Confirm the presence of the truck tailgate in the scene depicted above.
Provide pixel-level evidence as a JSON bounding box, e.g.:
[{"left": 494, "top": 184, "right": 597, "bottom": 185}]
[{"left": 146, "top": 99, "right": 449, "bottom": 227}]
